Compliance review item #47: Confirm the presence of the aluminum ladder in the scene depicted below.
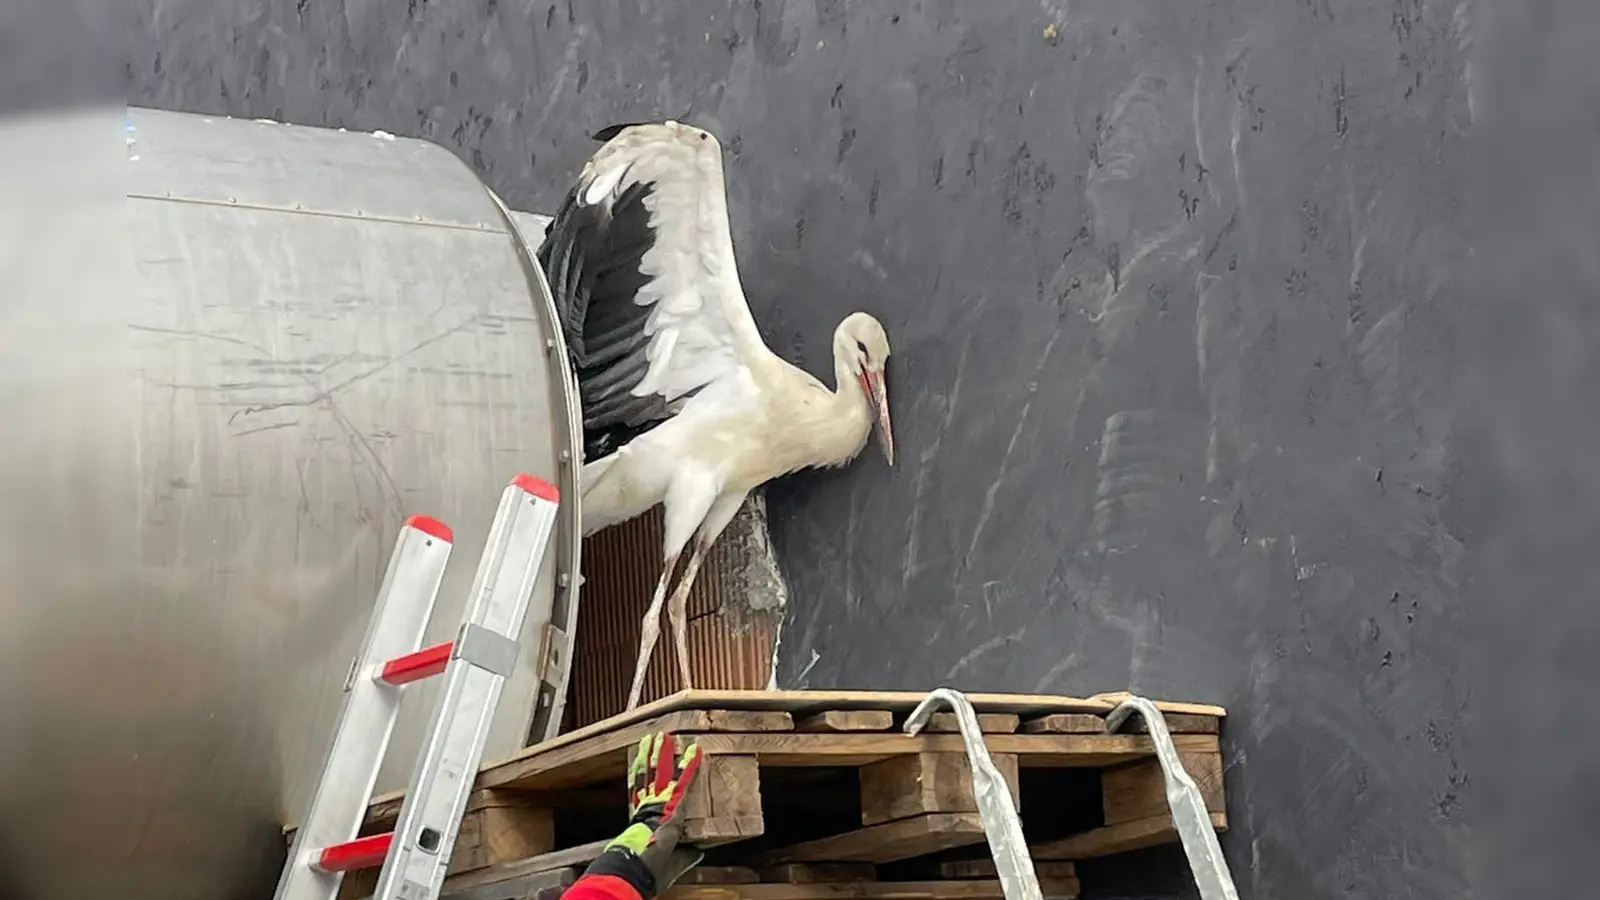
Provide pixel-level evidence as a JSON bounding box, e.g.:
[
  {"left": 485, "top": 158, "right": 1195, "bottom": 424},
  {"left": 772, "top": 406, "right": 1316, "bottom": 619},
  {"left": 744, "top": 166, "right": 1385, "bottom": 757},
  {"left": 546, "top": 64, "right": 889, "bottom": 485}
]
[
  {"left": 905, "top": 688, "right": 1240, "bottom": 900},
  {"left": 274, "top": 473, "right": 562, "bottom": 900}
]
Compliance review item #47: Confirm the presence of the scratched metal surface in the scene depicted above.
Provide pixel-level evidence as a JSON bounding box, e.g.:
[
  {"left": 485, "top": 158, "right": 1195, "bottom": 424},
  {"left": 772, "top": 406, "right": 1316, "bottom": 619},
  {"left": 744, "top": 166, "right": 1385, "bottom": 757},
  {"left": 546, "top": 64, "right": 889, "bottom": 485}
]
[
  {"left": 121, "top": 1, "right": 1494, "bottom": 898},
  {"left": 0, "top": 109, "right": 580, "bottom": 899}
]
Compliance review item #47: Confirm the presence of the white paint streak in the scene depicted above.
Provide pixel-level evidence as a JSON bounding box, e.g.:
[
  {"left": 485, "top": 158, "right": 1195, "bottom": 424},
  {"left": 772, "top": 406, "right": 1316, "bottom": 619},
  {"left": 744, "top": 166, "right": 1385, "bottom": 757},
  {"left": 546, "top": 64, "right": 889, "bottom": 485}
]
[
  {"left": 965, "top": 325, "right": 1063, "bottom": 563},
  {"left": 902, "top": 336, "right": 970, "bottom": 587},
  {"left": 944, "top": 626, "right": 1028, "bottom": 681}
]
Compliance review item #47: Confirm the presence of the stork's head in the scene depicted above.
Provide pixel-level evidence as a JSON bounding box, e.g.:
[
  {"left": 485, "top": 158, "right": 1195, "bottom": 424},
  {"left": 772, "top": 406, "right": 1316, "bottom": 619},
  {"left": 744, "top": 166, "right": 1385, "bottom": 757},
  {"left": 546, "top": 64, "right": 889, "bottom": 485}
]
[{"left": 836, "top": 312, "right": 895, "bottom": 467}]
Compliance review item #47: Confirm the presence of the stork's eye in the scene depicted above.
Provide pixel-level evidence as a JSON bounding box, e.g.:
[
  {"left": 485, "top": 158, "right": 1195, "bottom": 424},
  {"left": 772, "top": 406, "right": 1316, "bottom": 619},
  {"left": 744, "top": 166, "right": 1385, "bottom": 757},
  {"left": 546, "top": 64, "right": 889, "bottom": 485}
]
[{"left": 856, "top": 339, "right": 869, "bottom": 358}]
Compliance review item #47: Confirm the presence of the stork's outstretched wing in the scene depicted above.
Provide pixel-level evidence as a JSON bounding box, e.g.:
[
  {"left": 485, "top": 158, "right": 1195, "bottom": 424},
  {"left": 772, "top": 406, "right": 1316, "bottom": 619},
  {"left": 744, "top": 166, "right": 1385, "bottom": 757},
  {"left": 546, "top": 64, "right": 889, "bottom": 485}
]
[{"left": 536, "top": 121, "right": 766, "bottom": 459}]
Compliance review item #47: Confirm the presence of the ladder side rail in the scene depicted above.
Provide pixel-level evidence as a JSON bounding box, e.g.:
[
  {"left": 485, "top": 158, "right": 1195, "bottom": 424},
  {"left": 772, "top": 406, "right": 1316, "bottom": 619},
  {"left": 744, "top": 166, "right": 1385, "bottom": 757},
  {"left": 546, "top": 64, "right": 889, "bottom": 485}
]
[
  {"left": 374, "top": 474, "right": 561, "bottom": 900},
  {"left": 274, "top": 515, "right": 455, "bottom": 900}
]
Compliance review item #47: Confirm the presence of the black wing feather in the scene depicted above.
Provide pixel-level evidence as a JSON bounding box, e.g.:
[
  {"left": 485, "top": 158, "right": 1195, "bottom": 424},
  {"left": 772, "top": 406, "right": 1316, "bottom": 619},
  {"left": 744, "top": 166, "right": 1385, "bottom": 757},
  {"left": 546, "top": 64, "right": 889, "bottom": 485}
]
[{"left": 536, "top": 176, "right": 670, "bottom": 461}]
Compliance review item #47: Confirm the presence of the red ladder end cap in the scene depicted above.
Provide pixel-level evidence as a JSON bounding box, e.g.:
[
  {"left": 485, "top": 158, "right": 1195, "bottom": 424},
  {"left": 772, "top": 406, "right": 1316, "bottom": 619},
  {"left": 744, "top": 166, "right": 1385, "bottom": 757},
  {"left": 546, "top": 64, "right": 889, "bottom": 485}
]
[
  {"left": 315, "top": 832, "right": 393, "bottom": 872},
  {"left": 511, "top": 473, "right": 561, "bottom": 503},
  {"left": 403, "top": 514, "right": 453, "bottom": 543}
]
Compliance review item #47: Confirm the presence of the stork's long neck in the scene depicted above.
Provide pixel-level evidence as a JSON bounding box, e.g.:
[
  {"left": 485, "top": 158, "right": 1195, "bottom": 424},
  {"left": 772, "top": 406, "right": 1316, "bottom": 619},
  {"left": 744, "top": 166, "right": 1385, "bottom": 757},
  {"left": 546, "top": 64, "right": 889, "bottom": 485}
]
[
  {"left": 816, "top": 341, "right": 873, "bottom": 466},
  {"left": 754, "top": 335, "right": 874, "bottom": 481}
]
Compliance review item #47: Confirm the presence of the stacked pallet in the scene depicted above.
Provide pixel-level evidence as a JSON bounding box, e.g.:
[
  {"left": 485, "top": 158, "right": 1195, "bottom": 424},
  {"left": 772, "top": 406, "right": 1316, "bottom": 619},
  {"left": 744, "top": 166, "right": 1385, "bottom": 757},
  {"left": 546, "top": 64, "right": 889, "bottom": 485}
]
[{"left": 309, "top": 689, "right": 1226, "bottom": 900}]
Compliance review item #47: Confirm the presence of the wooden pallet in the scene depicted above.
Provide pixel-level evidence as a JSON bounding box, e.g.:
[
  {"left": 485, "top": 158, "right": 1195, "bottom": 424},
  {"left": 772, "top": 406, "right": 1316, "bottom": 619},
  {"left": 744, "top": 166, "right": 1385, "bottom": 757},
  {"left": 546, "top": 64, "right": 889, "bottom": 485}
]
[{"left": 292, "top": 690, "right": 1226, "bottom": 900}]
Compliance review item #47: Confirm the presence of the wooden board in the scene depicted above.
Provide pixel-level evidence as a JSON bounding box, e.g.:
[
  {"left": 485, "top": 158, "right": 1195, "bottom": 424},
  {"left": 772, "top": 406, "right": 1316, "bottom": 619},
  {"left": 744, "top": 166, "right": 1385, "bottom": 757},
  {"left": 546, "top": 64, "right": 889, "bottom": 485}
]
[
  {"left": 682, "top": 754, "right": 766, "bottom": 845},
  {"left": 859, "top": 753, "right": 1019, "bottom": 826},
  {"left": 796, "top": 711, "right": 895, "bottom": 732},
  {"left": 1030, "top": 811, "right": 1229, "bottom": 860},
  {"left": 916, "top": 713, "right": 1020, "bottom": 734},
  {"left": 426, "top": 839, "right": 608, "bottom": 897},
  {"left": 761, "top": 864, "right": 878, "bottom": 884},
  {"left": 683, "top": 867, "right": 762, "bottom": 885},
  {"left": 753, "top": 813, "right": 987, "bottom": 864},
  {"left": 478, "top": 690, "right": 1225, "bottom": 776},
  {"left": 1020, "top": 712, "right": 1218, "bottom": 735},
  {"left": 480, "top": 732, "right": 1219, "bottom": 790},
  {"left": 1102, "top": 752, "right": 1226, "bottom": 826},
  {"left": 662, "top": 881, "right": 1054, "bottom": 900},
  {"left": 937, "top": 860, "right": 1078, "bottom": 881}
]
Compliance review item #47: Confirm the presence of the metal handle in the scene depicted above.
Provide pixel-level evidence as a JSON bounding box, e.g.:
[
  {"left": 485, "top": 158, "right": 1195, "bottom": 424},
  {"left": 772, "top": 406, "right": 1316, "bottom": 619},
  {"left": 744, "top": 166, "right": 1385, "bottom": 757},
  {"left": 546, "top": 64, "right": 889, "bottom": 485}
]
[
  {"left": 1105, "top": 695, "right": 1240, "bottom": 900},
  {"left": 905, "top": 688, "right": 1043, "bottom": 900}
]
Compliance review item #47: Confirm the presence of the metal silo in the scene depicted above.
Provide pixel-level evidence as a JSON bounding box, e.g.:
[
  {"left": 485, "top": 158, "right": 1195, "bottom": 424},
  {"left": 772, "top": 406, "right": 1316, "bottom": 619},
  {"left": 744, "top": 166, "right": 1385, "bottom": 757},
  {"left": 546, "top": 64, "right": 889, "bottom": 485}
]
[{"left": 0, "top": 106, "right": 580, "bottom": 899}]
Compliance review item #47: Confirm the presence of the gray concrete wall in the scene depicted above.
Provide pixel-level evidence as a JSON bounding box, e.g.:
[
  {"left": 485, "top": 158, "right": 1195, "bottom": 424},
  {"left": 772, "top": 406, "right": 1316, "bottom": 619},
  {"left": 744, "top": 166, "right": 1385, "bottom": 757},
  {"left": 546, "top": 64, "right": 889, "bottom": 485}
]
[{"left": 123, "top": 1, "right": 1497, "bottom": 897}]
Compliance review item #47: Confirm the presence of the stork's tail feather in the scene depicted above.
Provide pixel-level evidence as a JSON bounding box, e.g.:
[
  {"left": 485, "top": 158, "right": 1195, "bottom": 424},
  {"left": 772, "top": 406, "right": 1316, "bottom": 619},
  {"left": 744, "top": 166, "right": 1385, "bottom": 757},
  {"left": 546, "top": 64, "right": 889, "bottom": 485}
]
[{"left": 592, "top": 122, "right": 651, "bottom": 142}]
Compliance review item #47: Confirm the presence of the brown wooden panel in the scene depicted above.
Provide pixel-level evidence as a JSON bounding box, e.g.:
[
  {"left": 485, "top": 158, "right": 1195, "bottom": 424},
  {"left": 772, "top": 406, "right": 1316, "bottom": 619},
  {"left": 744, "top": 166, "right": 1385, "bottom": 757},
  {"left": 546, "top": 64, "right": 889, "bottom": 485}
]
[
  {"left": 706, "top": 710, "right": 795, "bottom": 732},
  {"left": 918, "top": 713, "right": 1020, "bottom": 734},
  {"left": 1030, "top": 811, "right": 1228, "bottom": 860},
  {"left": 760, "top": 863, "right": 878, "bottom": 884},
  {"left": 680, "top": 867, "right": 762, "bottom": 885},
  {"left": 859, "top": 752, "right": 1019, "bottom": 825},
  {"left": 1020, "top": 714, "right": 1106, "bottom": 735},
  {"left": 682, "top": 755, "right": 765, "bottom": 845},
  {"left": 796, "top": 710, "right": 894, "bottom": 733},
  {"left": 938, "top": 860, "right": 1078, "bottom": 881},
  {"left": 662, "top": 881, "right": 1026, "bottom": 900},
  {"left": 753, "top": 813, "right": 987, "bottom": 864},
  {"left": 572, "top": 508, "right": 780, "bottom": 726},
  {"left": 1102, "top": 752, "right": 1226, "bottom": 827}
]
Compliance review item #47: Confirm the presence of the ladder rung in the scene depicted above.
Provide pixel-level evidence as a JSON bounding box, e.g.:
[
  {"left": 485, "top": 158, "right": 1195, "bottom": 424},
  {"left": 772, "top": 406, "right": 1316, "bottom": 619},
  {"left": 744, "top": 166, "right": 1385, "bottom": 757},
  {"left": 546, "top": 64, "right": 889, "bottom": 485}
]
[
  {"left": 315, "top": 832, "right": 394, "bottom": 873},
  {"left": 378, "top": 641, "right": 453, "bottom": 686}
]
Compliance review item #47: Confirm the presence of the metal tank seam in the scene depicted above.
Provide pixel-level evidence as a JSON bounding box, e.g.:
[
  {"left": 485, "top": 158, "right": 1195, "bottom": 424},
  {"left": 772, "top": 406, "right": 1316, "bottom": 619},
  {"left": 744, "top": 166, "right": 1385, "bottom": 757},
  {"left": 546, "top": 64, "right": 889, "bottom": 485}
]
[
  {"left": 480, "top": 184, "right": 586, "bottom": 746},
  {"left": 124, "top": 191, "right": 504, "bottom": 233}
]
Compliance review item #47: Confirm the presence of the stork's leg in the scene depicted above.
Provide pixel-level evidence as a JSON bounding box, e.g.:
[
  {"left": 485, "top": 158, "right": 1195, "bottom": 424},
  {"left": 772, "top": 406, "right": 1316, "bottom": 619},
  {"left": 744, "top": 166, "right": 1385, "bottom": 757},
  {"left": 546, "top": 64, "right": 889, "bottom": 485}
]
[
  {"left": 625, "top": 551, "right": 681, "bottom": 711},
  {"left": 664, "top": 492, "right": 750, "bottom": 693},
  {"left": 623, "top": 477, "right": 721, "bottom": 711}
]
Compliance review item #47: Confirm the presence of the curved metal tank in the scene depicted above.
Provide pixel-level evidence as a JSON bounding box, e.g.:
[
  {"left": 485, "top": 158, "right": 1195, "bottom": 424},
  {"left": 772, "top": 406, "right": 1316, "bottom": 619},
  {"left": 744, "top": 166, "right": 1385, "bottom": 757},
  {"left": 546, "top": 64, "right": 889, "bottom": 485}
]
[{"left": 0, "top": 107, "right": 581, "bottom": 900}]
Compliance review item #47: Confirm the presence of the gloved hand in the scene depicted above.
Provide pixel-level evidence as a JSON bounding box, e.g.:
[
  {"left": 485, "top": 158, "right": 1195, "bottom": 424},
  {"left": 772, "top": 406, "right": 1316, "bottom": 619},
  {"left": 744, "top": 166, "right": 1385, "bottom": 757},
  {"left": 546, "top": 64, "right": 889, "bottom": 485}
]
[{"left": 578, "top": 731, "right": 705, "bottom": 900}]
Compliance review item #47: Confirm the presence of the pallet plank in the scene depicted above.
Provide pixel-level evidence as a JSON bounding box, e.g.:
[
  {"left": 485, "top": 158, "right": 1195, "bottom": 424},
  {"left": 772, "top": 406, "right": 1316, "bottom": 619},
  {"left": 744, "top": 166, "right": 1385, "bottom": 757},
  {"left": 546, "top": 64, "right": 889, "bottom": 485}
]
[
  {"left": 761, "top": 863, "right": 878, "bottom": 884},
  {"left": 859, "top": 753, "right": 1019, "bottom": 826},
  {"left": 681, "top": 867, "right": 762, "bottom": 885},
  {"left": 682, "top": 755, "right": 765, "bottom": 845},
  {"left": 1020, "top": 714, "right": 1106, "bottom": 735},
  {"left": 754, "top": 813, "right": 987, "bottom": 864},
  {"left": 917, "top": 713, "right": 1020, "bottom": 734},
  {"left": 428, "top": 840, "right": 609, "bottom": 895},
  {"left": 478, "top": 710, "right": 717, "bottom": 790},
  {"left": 671, "top": 732, "right": 1219, "bottom": 770},
  {"left": 477, "top": 690, "right": 1224, "bottom": 773},
  {"left": 796, "top": 711, "right": 894, "bottom": 733},
  {"left": 663, "top": 881, "right": 1039, "bottom": 900},
  {"left": 1102, "top": 752, "right": 1226, "bottom": 826},
  {"left": 937, "top": 860, "right": 1078, "bottom": 881},
  {"left": 707, "top": 710, "right": 797, "bottom": 732},
  {"left": 1030, "top": 811, "right": 1228, "bottom": 860},
  {"left": 1118, "top": 713, "right": 1221, "bottom": 735}
]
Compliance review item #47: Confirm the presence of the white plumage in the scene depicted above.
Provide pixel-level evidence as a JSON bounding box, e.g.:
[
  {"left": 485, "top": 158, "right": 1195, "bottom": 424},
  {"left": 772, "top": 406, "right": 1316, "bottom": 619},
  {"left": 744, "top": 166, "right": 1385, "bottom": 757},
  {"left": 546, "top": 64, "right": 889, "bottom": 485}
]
[{"left": 538, "top": 120, "right": 896, "bottom": 710}]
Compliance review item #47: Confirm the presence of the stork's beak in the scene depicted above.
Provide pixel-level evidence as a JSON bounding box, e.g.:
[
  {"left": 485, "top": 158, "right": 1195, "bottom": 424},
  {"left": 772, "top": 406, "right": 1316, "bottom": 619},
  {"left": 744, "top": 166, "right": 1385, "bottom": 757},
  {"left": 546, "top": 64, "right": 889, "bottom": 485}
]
[{"left": 859, "top": 368, "right": 895, "bottom": 467}]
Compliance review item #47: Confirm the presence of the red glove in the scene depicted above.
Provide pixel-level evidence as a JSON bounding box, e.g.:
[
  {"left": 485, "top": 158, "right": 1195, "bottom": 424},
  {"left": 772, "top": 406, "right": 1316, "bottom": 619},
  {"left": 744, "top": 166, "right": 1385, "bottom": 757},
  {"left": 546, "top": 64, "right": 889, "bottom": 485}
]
[{"left": 569, "top": 732, "right": 704, "bottom": 900}]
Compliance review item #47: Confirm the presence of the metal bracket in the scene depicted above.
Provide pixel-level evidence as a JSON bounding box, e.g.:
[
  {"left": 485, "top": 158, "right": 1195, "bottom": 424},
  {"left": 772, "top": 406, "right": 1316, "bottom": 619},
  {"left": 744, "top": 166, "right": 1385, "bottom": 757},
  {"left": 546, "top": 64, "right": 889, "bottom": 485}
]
[{"left": 452, "top": 622, "right": 521, "bottom": 679}]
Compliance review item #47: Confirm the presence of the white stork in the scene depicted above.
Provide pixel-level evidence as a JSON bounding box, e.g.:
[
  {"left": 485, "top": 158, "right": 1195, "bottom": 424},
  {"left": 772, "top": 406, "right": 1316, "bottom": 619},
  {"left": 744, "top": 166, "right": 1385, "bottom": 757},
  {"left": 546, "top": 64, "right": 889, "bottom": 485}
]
[{"left": 536, "top": 120, "right": 896, "bottom": 711}]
